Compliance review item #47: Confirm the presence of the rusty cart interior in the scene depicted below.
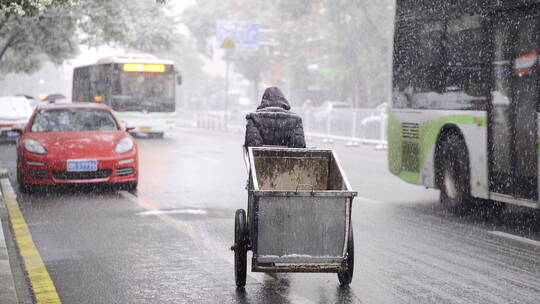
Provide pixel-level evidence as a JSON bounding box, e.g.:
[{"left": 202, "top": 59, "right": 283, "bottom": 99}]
[{"left": 232, "top": 147, "right": 357, "bottom": 287}]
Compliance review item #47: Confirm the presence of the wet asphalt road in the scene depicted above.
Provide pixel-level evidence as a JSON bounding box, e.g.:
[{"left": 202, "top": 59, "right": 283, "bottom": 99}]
[{"left": 0, "top": 129, "right": 539, "bottom": 304}]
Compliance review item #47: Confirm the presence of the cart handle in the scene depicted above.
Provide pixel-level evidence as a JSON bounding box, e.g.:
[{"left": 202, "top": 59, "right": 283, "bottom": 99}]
[{"left": 296, "top": 184, "right": 314, "bottom": 192}]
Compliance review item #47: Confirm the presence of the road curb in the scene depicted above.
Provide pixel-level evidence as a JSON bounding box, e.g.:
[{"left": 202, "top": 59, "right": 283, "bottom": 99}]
[
  {"left": 0, "top": 173, "right": 18, "bottom": 304},
  {"left": 0, "top": 178, "right": 61, "bottom": 303}
]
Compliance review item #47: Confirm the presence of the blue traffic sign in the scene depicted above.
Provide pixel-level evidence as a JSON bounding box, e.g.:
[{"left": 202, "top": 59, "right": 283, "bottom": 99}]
[{"left": 216, "top": 20, "right": 260, "bottom": 50}]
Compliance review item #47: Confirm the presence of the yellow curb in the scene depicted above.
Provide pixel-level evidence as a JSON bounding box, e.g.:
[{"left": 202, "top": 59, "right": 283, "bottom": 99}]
[{"left": 0, "top": 178, "right": 62, "bottom": 304}]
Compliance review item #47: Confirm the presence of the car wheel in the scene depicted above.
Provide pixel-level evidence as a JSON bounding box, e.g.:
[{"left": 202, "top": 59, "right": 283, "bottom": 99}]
[
  {"left": 17, "top": 166, "right": 30, "bottom": 194},
  {"left": 119, "top": 181, "right": 137, "bottom": 192},
  {"left": 127, "top": 181, "right": 138, "bottom": 191},
  {"left": 19, "top": 180, "right": 30, "bottom": 193},
  {"left": 149, "top": 132, "right": 164, "bottom": 139}
]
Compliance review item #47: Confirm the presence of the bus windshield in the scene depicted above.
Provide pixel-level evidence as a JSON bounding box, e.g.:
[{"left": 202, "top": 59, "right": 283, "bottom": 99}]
[{"left": 111, "top": 72, "right": 175, "bottom": 112}]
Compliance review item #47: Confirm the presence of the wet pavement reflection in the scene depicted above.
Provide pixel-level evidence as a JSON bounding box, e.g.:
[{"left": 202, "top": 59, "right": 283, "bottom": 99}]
[{"left": 0, "top": 130, "right": 538, "bottom": 303}]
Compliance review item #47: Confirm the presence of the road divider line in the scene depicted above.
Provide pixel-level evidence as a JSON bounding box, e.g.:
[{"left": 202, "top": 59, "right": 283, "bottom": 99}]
[
  {"left": 355, "top": 196, "right": 385, "bottom": 204},
  {"left": 138, "top": 209, "right": 208, "bottom": 216},
  {"left": 201, "top": 157, "right": 219, "bottom": 165},
  {"left": 0, "top": 178, "right": 62, "bottom": 304},
  {"left": 488, "top": 231, "right": 540, "bottom": 247},
  {"left": 119, "top": 191, "right": 316, "bottom": 304}
]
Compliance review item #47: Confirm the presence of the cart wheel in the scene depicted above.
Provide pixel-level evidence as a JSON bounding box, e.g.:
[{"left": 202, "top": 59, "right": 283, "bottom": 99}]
[
  {"left": 338, "top": 226, "right": 354, "bottom": 285},
  {"left": 234, "top": 209, "right": 248, "bottom": 288}
]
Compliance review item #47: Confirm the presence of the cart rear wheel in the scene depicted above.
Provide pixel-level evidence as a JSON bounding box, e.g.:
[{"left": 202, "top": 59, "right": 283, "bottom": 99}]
[
  {"left": 234, "top": 209, "right": 247, "bottom": 288},
  {"left": 338, "top": 225, "right": 354, "bottom": 285}
]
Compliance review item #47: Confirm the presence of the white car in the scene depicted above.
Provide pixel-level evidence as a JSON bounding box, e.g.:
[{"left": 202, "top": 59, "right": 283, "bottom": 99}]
[
  {"left": 359, "top": 102, "right": 388, "bottom": 141},
  {"left": 360, "top": 102, "right": 388, "bottom": 125},
  {"left": 313, "top": 101, "right": 351, "bottom": 119},
  {"left": 0, "top": 96, "right": 34, "bottom": 141}
]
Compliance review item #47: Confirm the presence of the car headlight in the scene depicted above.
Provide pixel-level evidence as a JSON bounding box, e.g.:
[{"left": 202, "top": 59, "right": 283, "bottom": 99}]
[
  {"left": 24, "top": 139, "right": 47, "bottom": 155},
  {"left": 115, "top": 137, "right": 134, "bottom": 153}
]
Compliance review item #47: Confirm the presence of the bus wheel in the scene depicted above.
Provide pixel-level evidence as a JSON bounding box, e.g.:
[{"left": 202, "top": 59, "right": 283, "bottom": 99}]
[{"left": 438, "top": 132, "right": 471, "bottom": 213}]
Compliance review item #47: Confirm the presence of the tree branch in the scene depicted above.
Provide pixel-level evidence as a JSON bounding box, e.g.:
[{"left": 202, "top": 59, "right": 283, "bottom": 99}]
[
  {"left": 0, "top": 14, "right": 10, "bottom": 33},
  {"left": 0, "top": 33, "right": 18, "bottom": 62},
  {"left": 357, "top": 4, "right": 387, "bottom": 53}
]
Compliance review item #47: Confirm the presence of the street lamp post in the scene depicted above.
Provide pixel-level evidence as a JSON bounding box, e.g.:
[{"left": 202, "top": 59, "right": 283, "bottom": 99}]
[
  {"left": 221, "top": 37, "right": 236, "bottom": 130},
  {"left": 224, "top": 55, "right": 230, "bottom": 129}
]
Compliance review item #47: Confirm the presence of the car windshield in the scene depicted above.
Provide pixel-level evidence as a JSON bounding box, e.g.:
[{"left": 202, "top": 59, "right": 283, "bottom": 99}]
[{"left": 31, "top": 109, "right": 119, "bottom": 132}]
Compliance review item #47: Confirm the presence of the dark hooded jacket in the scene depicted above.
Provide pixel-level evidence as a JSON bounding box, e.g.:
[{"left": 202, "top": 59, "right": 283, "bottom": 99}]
[{"left": 244, "top": 87, "right": 306, "bottom": 148}]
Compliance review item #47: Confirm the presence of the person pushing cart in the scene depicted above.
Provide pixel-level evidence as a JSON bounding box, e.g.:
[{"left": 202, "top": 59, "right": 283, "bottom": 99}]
[{"left": 232, "top": 87, "right": 356, "bottom": 288}]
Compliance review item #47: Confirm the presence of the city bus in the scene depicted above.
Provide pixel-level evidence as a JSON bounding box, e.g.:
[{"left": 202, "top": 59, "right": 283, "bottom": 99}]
[
  {"left": 72, "top": 54, "right": 181, "bottom": 137},
  {"left": 389, "top": 0, "right": 540, "bottom": 211}
]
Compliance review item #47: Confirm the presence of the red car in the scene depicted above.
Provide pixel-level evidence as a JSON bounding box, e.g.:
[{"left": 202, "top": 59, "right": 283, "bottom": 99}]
[{"left": 15, "top": 103, "right": 138, "bottom": 192}]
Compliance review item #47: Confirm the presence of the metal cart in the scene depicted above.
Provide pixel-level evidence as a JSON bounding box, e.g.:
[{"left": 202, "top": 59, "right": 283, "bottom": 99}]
[{"left": 232, "top": 147, "right": 357, "bottom": 287}]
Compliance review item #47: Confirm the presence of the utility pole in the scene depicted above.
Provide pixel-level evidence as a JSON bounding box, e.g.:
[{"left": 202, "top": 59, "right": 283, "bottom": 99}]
[{"left": 221, "top": 37, "right": 235, "bottom": 130}]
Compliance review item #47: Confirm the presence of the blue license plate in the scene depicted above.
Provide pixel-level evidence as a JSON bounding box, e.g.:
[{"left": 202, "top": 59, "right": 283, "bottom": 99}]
[
  {"left": 66, "top": 159, "right": 97, "bottom": 172},
  {"left": 6, "top": 131, "right": 18, "bottom": 137}
]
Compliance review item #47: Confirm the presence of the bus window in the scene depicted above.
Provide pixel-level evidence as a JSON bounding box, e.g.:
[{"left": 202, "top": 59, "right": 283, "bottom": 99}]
[
  {"left": 392, "top": 19, "right": 445, "bottom": 109},
  {"left": 445, "top": 14, "right": 490, "bottom": 102},
  {"left": 415, "top": 21, "right": 445, "bottom": 94},
  {"left": 73, "top": 67, "right": 91, "bottom": 103}
]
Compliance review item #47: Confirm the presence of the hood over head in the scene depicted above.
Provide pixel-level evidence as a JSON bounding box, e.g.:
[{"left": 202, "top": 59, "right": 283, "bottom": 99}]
[{"left": 257, "top": 87, "right": 290, "bottom": 110}]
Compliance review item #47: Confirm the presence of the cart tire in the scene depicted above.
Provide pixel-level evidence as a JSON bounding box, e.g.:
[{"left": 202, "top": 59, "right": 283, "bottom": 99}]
[
  {"left": 338, "top": 226, "right": 354, "bottom": 286},
  {"left": 234, "top": 209, "right": 247, "bottom": 288}
]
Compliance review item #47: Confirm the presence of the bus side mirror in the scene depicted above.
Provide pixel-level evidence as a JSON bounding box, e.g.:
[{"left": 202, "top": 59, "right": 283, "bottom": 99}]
[
  {"left": 176, "top": 72, "right": 182, "bottom": 86},
  {"left": 122, "top": 120, "right": 135, "bottom": 132}
]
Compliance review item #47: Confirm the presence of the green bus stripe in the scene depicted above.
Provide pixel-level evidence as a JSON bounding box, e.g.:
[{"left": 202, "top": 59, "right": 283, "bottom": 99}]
[{"left": 388, "top": 109, "right": 486, "bottom": 185}]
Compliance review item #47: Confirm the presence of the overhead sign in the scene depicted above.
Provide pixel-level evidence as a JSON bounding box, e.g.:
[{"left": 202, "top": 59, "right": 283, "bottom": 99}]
[
  {"left": 216, "top": 20, "right": 259, "bottom": 51},
  {"left": 220, "top": 36, "right": 236, "bottom": 49},
  {"left": 123, "top": 63, "right": 166, "bottom": 73},
  {"left": 514, "top": 49, "right": 538, "bottom": 75}
]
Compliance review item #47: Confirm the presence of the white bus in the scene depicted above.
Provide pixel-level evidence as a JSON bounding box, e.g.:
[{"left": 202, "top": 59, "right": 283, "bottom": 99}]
[
  {"left": 389, "top": 0, "right": 540, "bottom": 211},
  {"left": 72, "top": 54, "right": 181, "bottom": 137}
]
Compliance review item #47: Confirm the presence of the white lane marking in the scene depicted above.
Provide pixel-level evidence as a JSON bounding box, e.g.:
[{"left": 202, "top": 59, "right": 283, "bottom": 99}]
[
  {"left": 169, "top": 150, "right": 219, "bottom": 165},
  {"left": 355, "top": 196, "right": 385, "bottom": 204},
  {"left": 119, "top": 191, "right": 315, "bottom": 304},
  {"left": 488, "top": 231, "right": 540, "bottom": 247},
  {"left": 138, "top": 209, "right": 207, "bottom": 216},
  {"left": 200, "top": 156, "right": 219, "bottom": 165}
]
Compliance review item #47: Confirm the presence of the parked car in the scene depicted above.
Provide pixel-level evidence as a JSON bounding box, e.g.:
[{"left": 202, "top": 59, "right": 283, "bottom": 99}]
[
  {"left": 360, "top": 102, "right": 388, "bottom": 125},
  {"left": 359, "top": 102, "right": 388, "bottom": 140},
  {"left": 0, "top": 96, "right": 34, "bottom": 141},
  {"left": 313, "top": 101, "right": 351, "bottom": 119},
  {"left": 14, "top": 103, "right": 138, "bottom": 192}
]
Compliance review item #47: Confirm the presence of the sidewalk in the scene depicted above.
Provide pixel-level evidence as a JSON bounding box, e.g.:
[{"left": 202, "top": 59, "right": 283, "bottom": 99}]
[{"left": 0, "top": 168, "right": 18, "bottom": 304}]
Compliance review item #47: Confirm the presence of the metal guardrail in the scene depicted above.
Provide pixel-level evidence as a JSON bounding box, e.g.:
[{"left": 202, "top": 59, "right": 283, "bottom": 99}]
[{"left": 177, "top": 108, "right": 388, "bottom": 148}]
